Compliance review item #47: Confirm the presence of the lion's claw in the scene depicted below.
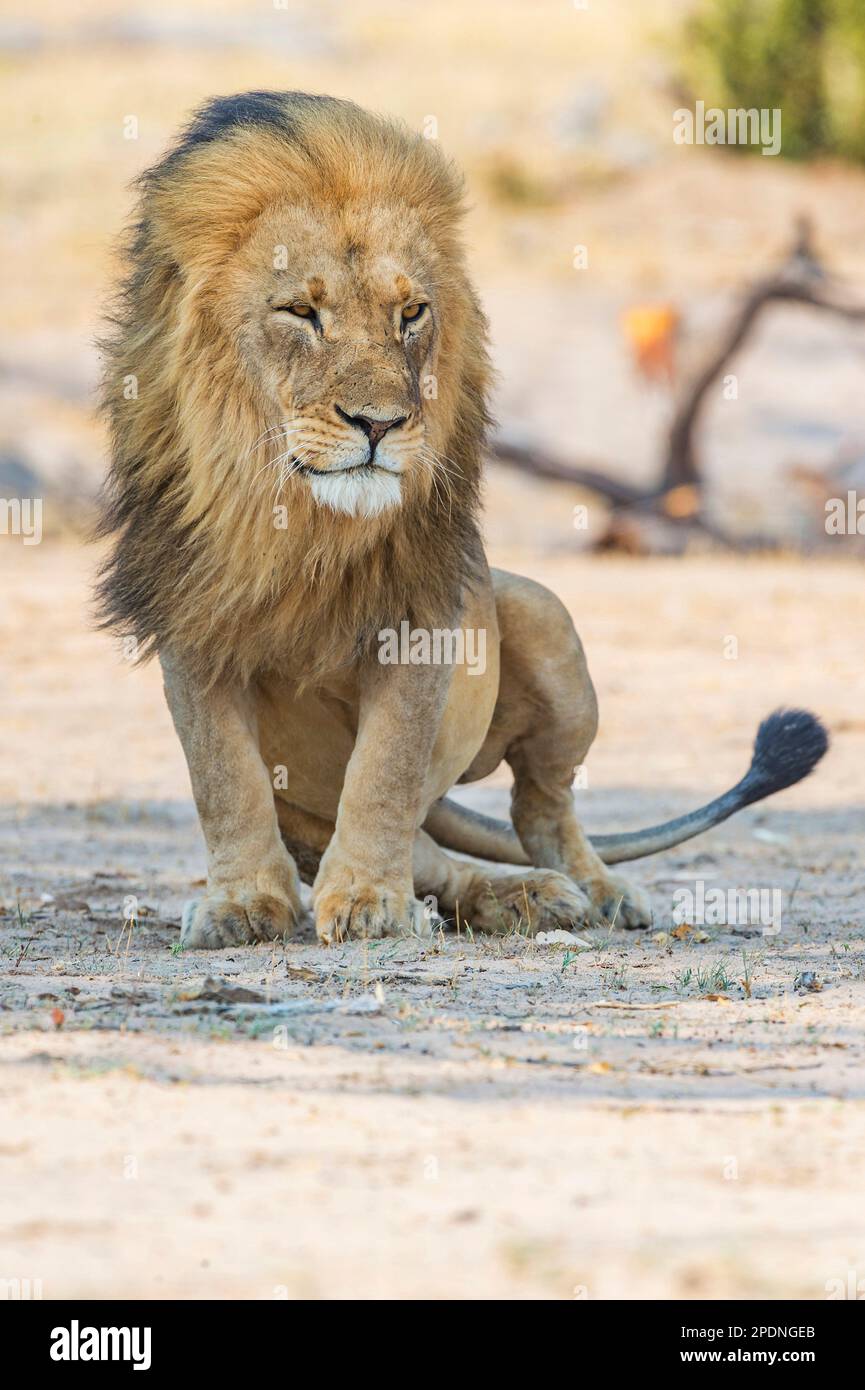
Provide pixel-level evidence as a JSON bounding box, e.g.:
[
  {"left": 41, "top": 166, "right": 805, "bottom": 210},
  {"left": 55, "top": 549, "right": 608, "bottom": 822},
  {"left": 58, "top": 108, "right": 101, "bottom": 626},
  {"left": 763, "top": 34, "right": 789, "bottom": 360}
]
[
  {"left": 315, "top": 882, "right": 428, "bottom": 944},
  {"left": 181, "top": 891, "right": 298, "bottom": 949}
]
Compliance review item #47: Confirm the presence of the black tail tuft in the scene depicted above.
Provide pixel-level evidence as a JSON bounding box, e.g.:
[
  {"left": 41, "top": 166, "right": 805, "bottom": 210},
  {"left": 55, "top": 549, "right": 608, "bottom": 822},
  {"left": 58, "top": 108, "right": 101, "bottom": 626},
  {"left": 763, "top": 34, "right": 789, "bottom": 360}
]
[{"left": 741, "top": 708, "right": 829, "bottom": 804}]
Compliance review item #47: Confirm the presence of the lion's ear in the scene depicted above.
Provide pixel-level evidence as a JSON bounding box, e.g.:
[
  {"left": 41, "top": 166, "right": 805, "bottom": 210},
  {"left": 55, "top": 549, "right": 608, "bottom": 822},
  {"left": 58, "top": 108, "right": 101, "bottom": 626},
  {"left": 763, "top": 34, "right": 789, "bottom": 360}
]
[{"left": 144, "top": 129, "right": 299, "bottom": 274}]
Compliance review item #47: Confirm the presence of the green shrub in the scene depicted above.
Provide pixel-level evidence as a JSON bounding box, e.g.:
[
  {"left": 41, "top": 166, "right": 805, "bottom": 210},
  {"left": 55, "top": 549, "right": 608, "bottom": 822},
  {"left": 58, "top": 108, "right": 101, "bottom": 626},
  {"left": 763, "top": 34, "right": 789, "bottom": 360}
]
[{"left": 681, "top": 0, "right": 865, "bottom": 162}]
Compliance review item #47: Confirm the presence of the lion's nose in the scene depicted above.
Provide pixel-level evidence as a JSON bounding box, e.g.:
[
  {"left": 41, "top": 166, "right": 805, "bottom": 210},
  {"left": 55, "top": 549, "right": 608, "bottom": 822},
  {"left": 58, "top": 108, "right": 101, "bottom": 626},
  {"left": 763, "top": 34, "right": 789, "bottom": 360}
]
[{"left": 336, "top": 406, "right": 408, "bottom": 451}]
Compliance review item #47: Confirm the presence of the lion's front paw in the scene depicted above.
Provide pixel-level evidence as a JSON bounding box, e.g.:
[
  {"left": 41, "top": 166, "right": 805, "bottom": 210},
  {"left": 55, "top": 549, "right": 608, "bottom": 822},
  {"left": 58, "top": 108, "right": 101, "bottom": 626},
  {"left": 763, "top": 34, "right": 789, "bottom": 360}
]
[
  {"left": 467, "top": 870, "right": 591, "bottom": 936},
  {"left": 583, "top": 873, "right": 653, "bottom": 931},
  {"left": 181, "top": 889, "right": 299, "bottom": 949},
  {"left": 314, "top": 880, "right": 427, "bottom": 945}
]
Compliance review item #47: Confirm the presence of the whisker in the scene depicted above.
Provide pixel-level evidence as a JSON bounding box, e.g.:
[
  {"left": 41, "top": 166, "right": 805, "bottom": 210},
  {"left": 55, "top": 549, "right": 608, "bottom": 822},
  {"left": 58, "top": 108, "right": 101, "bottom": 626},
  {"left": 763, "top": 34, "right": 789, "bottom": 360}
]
[
  {"left": 417, "top": 448, "right": 452, "bottom": 519},
  {"left": 419, "top": 444, "right": 459, "bottom": 485},
  {"left": 243, "top": 420, "right": 301, "bottom": 461},
  {"left": 251, "top": 430, "right": 305, "bottom": 485},
  {"left": 273, "top": 451, "right": 312, "bottom": 505},
  {"left": 418, "top": 446, "right": 457, "bottom": 522},
  {"left": 423, "top": 447, "right": 462, "bottom": 482}
]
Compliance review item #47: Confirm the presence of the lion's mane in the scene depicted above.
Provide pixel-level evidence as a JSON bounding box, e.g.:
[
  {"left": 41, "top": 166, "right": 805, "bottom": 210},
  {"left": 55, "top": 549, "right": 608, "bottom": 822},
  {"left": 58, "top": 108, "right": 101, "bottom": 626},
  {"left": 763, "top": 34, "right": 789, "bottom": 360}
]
[{"left": 96, "top": 91, "right": 491, "bottom": 687}]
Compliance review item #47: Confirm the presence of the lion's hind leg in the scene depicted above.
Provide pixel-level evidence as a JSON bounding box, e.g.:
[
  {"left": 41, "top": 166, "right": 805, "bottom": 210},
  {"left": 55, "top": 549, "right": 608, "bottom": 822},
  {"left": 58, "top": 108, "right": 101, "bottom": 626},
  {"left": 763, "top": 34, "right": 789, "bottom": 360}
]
[
  {"left": 494, "top": 572, "right": 653, "bottom": 930},
  {"left": 413, "top": 831, "right": 591, "bottom": 937}
]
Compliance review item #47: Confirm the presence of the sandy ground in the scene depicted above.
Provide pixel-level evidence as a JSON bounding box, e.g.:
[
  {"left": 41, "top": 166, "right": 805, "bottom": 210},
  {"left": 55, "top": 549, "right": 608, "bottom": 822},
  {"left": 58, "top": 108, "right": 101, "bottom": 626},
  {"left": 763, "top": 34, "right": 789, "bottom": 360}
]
[{"left": 1, "top": 538, "right": 864, "bottom": 1300}]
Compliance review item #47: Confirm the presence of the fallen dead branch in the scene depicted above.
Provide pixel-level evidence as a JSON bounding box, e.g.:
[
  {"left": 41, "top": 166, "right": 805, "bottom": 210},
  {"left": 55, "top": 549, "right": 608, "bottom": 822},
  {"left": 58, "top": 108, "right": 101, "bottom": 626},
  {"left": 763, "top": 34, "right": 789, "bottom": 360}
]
[
  {"left": 491, "top": 218, "right": 865, "bottom": 550},
  {"left": 587, "top": 999, "right": 684, "bottom": 1011}
]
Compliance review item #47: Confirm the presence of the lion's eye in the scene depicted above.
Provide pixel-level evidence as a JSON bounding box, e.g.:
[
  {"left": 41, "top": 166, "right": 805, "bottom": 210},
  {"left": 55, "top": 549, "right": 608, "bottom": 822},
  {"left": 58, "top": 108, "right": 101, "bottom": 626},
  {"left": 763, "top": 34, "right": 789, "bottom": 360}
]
[
  {"left": 402, "top": 302, "right": 428, "bottom": 324},
  {"left": 274, "top": 302, "right": 316, "bottom": 320}
]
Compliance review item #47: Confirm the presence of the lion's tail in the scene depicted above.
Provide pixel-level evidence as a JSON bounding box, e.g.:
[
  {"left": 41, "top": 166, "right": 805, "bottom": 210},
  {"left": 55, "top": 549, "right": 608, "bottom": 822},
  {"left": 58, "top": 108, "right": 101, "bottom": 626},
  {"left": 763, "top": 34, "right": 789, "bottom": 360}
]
[{"left": 424, "top": 709, "right": 829, "bottom": 867}]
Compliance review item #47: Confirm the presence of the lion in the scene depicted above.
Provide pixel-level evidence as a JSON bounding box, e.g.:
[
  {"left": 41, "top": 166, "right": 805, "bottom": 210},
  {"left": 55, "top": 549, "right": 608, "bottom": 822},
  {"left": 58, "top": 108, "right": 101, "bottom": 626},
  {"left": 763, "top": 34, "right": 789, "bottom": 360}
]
[{"left": 96, "top": 91, "right": 828, "bottom": 947}]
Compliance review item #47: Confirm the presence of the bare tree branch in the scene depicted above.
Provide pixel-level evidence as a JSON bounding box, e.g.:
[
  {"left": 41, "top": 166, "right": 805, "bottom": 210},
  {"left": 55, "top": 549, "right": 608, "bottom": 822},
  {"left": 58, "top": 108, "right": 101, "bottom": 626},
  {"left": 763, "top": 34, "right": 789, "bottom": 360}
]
[
  {"left": 490, "top": 218, "right": 865, "bottom": 542},
  {"left": 662, "top": 218, "right": 865, "bottom": 493}
]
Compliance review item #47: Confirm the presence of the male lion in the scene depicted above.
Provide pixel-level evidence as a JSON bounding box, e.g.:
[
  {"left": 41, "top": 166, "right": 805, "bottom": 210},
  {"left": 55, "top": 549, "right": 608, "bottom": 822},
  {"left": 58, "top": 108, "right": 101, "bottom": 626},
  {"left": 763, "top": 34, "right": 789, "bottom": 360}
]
[{"left": 97, "top": 91, "right": 827, "bottom": 947}]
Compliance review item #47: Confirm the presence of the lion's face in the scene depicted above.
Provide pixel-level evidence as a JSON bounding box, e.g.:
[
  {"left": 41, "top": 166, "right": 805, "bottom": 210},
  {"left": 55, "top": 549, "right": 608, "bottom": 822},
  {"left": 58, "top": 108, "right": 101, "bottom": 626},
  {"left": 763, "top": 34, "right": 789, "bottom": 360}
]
[{"left": 229, "top": 204, "right": 442, "bottom": 519}]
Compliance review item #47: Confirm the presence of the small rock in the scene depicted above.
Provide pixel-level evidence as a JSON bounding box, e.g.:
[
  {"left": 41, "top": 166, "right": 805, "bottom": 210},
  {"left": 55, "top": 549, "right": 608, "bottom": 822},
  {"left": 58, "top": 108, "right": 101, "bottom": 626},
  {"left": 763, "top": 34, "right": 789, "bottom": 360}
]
[
  {"left": 176, "top": 976, "right": 267, "bottom": 1005},
  {"left": 794, "top": 971, "right": 823, "bottom": 993}
]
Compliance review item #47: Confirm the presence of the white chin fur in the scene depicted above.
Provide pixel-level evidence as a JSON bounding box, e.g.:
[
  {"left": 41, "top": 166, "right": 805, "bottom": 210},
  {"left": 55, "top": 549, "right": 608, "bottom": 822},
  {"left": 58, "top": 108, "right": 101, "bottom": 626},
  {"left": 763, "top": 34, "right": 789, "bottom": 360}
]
[{"left": 308, "top": 468, "right": 402, "bottom": 518}]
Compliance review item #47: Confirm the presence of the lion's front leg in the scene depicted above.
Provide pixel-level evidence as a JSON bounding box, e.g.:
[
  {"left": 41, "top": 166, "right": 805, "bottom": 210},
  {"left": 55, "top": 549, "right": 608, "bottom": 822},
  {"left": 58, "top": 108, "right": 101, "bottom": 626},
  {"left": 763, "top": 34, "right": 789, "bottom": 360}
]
[
  {"left": 313, "top": 655, "right": 452, "bottom": 943},
  {"left": 160, "top": 651, "right": 303, "bottom": 948}
]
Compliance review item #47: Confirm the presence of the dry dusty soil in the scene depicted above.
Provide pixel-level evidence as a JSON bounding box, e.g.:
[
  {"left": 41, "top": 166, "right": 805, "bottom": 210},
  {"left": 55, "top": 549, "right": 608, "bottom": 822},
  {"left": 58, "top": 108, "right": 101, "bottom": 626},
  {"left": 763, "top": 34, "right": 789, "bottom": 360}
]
[{"left": 1, "top": 541, "right": 864, "bottom": 1300}]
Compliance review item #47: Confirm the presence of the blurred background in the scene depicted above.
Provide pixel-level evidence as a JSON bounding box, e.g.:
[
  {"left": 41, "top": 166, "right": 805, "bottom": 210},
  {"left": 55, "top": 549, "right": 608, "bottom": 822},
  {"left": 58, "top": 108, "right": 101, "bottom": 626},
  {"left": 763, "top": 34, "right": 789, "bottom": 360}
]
[{"left": 3, "top": 0, "right": 865, "bottom": 551}]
